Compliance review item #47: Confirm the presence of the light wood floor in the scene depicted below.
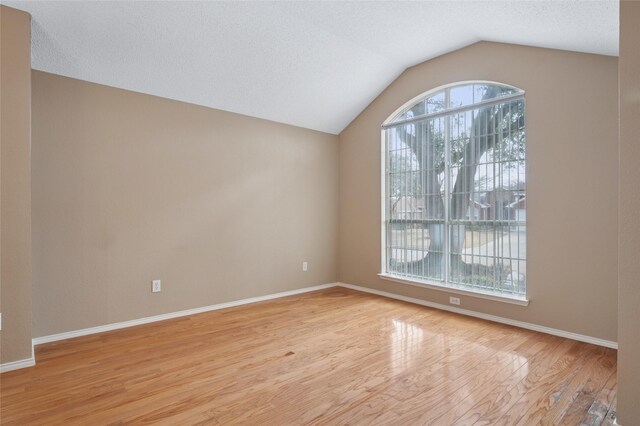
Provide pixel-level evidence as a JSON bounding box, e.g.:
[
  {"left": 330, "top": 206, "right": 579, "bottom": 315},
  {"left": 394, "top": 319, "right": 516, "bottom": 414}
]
[{"left": 0, "top": 288, "right": 617, "bottom": 425}]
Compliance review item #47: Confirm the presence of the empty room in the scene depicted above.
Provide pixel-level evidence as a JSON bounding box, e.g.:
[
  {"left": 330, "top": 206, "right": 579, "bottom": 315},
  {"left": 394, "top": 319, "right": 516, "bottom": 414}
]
[{"left": 1, "top": 0, "right": 638, "bottom": 424}]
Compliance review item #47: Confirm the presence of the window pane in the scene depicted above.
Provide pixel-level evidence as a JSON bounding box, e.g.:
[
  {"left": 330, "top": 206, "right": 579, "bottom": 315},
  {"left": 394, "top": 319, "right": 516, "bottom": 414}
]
[
  {"left": 449, "top": 84, "right": 474, "bottom": 109},
  {"left": 448, "top": 224, "right": 526, "bottom": 295},
  {"left": 474, "top": 83, "right": 522, "bottom": 103},
  {"left": 426, "top": 91, "right": 445, "bottom": 114},
  {"left": 473, "top": 84, "right": 491, "bottom": 103},
  {"left": 388, "top": 222, "right": 444, "bottom": 282},
  {"left": 397, "top": 99, "right": 426, "bottom": 121}
]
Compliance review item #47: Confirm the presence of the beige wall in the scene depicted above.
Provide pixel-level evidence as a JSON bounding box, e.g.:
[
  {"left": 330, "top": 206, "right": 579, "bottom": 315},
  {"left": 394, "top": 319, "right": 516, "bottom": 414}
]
[
  {"left": 31, "top": 71, "right": 338, "bottom": 337},
  {"left": 617, "top": 1, "right": 640, "bottom": 423},
  {"left": 338, "top": 42, "right": 619, "bottom": 341},
  {"left": 0, "top": 6, "right": 33, "bottom": 363}
]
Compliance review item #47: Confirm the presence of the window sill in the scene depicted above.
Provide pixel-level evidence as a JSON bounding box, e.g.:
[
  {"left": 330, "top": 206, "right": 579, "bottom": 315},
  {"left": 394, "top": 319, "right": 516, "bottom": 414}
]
[{"left": 377, "top": 273, "right": 530, "bottom": 306}]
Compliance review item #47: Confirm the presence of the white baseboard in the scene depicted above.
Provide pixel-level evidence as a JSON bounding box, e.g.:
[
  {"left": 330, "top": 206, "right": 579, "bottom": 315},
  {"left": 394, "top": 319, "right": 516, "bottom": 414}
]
[
  {"left": 0, "top": 338, "right": 36, "bottom": 373},
  {"left": 32, "top": 283, "right": 338, "bottom": 346},
  {"left": 0, "top": 356, "right": 35, "bottom": 373},
  {"left": 336, "top": 282, "right": 618, "bottom": 349}
]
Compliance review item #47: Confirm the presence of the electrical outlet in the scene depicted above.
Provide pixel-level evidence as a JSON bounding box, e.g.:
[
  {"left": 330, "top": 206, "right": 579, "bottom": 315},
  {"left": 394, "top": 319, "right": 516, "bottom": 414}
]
[
  {"left": 152, "top": 279, "right": 161, "bottom": 293},
  {"left": 449, "top": 296, "right": 460, "bottom": 305},
  {"left": 302, "top": 261, "right": 308, "bottom": 272}
]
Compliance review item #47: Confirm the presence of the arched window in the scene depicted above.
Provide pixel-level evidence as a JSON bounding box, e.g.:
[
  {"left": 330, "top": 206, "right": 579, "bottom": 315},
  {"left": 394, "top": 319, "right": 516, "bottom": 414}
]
[{"left": 381, "top": 82, "right": 526, "bottom": 302}]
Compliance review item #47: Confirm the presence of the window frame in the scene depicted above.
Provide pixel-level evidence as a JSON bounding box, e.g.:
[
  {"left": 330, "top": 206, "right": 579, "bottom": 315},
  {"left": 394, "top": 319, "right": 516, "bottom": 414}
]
[{"left": 379, "top": 81, "right": 529, "bottom": 306}]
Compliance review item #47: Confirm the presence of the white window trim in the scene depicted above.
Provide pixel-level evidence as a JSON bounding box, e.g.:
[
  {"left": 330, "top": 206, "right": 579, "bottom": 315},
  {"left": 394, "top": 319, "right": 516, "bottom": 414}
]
[
  {"left": 380, "top": 81, "right": 528, "bottom": 305},
  {"left": 377, "top": 273, "right": 529, "bottom": 306}
]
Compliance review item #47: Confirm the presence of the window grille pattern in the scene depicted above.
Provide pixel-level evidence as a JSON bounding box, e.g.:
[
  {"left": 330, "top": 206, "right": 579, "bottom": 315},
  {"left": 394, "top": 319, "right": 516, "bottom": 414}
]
[{"left": 383, "top": 83, "right": 526, "bottom": 299}]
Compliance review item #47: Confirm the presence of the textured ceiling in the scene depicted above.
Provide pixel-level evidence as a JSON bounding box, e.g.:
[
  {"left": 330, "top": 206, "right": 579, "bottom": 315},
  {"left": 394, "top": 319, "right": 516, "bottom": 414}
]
[{"left": 6, "top": 1, "right": 619, "bottom": 134}]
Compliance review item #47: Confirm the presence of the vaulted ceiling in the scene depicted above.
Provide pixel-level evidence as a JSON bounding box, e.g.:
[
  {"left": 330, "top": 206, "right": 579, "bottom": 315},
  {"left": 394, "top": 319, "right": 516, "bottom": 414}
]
[{"left": 6, "top": 1, "right": 618, "bottom": 134}]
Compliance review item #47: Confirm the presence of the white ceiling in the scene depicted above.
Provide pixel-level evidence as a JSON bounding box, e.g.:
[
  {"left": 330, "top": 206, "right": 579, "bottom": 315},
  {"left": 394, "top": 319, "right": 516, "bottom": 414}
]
[{"left": 6, "top": 1, "right": 619, "bottom": 134}]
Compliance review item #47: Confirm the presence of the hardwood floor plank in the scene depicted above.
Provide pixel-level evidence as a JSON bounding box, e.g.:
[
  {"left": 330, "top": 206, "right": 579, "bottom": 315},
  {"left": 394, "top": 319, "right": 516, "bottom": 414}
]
[
  {"left": 557, "top": 349, "right": 616, "bottom": 425},
  {"left": 302, "top": 316, "right": 517, "bottom": 424},
  {"left": 324, "top": 327, "right": 531, "bottom": 425},
  {"left": 498, "top": 341, "right": 595, "bottom": 424},
  {"left": 0, "top": 288, "right": 617, "bottom": 425},
  {"left": 128, "top": 307, "right": 464, "bottom": 424},
  {"left": 450, "top": 337, "right": 576, "bottom": 425},
  {"left": 87, "top": 298, "right": 437, "bottom": 423},
  {"left": 427, "top": 335, "right": 563, "bottom": 425},
  {"left": 529, "top": 346, "right": 610, "bottom": 425},
  {"left": 601, "top": 394, "right": 618, "bottom": 426},
  {"left": 579, "top": 368, "right": 617, "bottom": 426}
]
